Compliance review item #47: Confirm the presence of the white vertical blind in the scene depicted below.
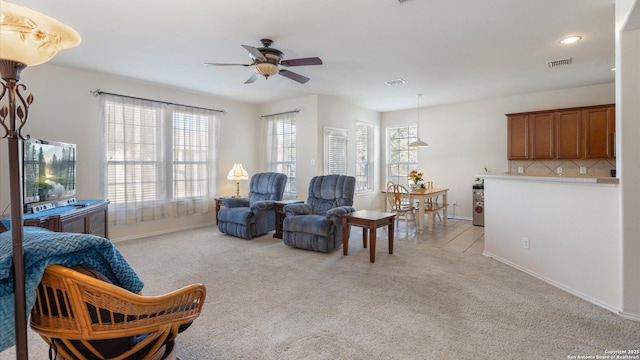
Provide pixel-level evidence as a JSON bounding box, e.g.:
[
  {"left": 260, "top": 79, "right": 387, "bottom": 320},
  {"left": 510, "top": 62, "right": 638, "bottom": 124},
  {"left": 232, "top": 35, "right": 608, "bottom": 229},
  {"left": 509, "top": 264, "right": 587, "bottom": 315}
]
[
  {"left": 324, "top": 127, "right": 348, "bottom": 175},
  {"left": 355, "top": 123, "right": 374, "bottom": 191}
]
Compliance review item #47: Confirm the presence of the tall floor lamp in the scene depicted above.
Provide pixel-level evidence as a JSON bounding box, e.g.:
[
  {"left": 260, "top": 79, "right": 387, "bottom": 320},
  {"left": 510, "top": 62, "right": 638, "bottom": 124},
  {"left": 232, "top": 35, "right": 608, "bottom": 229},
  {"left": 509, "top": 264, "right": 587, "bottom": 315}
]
[
  {"left": 227, "top": 163, "right": 249, "bottom": 197},
  {"left": 0, "top": 2, "right": 80, "bottom": 358}
]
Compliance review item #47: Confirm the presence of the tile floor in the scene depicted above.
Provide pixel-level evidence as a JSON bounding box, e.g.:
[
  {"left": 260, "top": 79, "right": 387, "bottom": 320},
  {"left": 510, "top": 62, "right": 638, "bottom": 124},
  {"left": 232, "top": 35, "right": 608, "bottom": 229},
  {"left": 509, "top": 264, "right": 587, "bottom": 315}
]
[{"left": 351, "top": 216, "right": 485, "bottom": 255}]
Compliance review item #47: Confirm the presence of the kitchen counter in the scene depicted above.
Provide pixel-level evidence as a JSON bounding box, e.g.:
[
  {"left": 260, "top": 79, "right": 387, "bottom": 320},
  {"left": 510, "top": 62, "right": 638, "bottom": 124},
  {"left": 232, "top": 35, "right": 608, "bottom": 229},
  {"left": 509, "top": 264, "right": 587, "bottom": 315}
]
[{"left": 477, "top": 173, "right": 619, "bottom": 185}]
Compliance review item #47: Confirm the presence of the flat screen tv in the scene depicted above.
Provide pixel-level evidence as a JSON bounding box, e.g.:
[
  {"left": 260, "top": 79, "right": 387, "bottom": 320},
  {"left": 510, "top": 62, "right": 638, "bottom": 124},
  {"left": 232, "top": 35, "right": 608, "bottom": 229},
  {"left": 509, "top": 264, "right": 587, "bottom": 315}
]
[{"left": 23, "top": 138, "right": 76, "bottom": 205}]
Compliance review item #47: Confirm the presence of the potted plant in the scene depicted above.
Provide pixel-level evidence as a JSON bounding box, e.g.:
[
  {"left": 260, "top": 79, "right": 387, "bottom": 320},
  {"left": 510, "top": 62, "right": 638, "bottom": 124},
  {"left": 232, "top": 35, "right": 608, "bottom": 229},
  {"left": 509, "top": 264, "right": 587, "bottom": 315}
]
[{"left": 474, "top": 167, "right": 489, "bottom": 189}]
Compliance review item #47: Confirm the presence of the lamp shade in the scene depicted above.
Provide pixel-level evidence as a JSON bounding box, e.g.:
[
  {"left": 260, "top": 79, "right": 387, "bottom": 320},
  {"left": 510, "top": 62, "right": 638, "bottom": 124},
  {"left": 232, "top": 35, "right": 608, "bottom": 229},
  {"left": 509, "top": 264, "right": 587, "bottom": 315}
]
[
  {"left": 0, "top": 1, "right": 81, "bottom": 66},
  {"left": 227, "top": 163, "right": 249, "bottom": 181},
  {"left": 255, "top": 62, "right": 279, "bottom": 77},
  {"left": 409, "top": 138, "right": 429, "bottom": 148}
]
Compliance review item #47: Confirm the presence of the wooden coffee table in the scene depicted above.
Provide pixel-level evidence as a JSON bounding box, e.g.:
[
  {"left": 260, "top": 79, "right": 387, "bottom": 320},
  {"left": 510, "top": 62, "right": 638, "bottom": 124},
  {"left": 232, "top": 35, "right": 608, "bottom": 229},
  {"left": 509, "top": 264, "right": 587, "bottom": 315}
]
[{"left": 342, "top": 210, "right": 396, "bottom": 263}]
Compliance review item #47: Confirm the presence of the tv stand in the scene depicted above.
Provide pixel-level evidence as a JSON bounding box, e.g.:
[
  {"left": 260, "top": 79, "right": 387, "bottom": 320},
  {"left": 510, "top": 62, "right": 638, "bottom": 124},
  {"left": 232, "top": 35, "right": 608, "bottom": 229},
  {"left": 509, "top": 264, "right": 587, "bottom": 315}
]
[{"left": 1, "top": 200, "right": 109, "bottom": 238}]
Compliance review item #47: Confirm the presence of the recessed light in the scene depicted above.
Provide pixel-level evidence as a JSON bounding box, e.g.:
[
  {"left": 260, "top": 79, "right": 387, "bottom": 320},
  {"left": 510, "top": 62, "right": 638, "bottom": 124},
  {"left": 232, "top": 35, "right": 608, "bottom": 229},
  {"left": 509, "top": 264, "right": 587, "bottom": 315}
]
[
  {"left": 611, "top": 67, "right": 616, "bottom": 71},
  {"left": 560, "top": 36, "right": 582, "bottom": 44}
]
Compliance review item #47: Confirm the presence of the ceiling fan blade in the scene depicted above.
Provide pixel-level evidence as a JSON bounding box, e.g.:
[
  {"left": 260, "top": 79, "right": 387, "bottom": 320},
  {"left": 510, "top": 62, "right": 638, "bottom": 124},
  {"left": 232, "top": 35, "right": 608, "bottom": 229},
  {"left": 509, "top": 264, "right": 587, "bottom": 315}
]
[
  {"left": 204, "top": 62, "right": 252, "bottom": 67},
  {"left": 241, "top": 45, "right": 267, "bottom": 62},
  {"left": 279, "top": 69, "right": 310, "bottom": 84},
  {"left": 280, "top": 57, "right": 323, "bottom": 67},
  {"left": 244, "top": 73, "right": 259, "bottom": 84}
]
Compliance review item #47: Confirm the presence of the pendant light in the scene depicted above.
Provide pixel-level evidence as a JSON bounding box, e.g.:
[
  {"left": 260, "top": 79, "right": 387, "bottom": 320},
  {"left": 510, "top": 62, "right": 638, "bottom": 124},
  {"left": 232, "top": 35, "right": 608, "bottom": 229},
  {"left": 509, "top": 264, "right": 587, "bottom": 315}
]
[{"left": 409, "top": 94, "right": 429, "bottom": 148}]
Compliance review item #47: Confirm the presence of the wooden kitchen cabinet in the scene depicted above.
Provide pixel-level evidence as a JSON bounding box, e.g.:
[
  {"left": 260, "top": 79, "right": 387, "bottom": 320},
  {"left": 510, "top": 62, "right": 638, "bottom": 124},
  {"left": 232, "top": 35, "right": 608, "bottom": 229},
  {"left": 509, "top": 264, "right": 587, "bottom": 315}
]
[
  {"left": 584, "top": 106, "right": 615, "bottom": 158},
  {"left": 556, "top": 110, "right": 583, "bottom": 159},
  {"left": 529, "top": 112, "right": 555, "bottom": 159},
  {"left": 507, "top": 104, "right": 614, "bottom": 160},
  {"left": 507, "top": 114, "right": 529, "bottom": 160}
]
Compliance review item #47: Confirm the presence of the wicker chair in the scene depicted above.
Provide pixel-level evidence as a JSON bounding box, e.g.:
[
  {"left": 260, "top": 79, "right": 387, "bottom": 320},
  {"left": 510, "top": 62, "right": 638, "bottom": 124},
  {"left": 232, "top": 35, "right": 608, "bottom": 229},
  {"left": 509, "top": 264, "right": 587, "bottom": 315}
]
[{"left": 30, "top": 265, "right": 206, "bottom": 360}]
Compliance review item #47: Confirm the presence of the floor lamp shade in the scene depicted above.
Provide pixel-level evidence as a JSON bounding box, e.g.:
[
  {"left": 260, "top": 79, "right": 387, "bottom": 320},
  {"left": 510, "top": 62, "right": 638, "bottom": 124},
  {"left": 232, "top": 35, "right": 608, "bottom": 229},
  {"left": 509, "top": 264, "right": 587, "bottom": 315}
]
[
  {"left": 227, "top": 164, "right": 249, "bottom": 197},
  {"left": 0, "top": 2, "right": 80, "bottom": 358},
  {"left": 0, "top": 1, "right": 81, "bottom": 67}
]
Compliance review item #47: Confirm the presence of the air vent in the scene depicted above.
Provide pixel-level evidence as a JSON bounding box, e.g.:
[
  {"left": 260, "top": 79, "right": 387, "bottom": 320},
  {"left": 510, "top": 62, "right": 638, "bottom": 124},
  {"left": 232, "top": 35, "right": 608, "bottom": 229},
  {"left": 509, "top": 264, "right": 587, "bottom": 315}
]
[
  {"left": 384, "top": 78, "right": 406, "bottom": 86},
  {"left": 548, "top": 58, "right": 572, "bottom": 68}
]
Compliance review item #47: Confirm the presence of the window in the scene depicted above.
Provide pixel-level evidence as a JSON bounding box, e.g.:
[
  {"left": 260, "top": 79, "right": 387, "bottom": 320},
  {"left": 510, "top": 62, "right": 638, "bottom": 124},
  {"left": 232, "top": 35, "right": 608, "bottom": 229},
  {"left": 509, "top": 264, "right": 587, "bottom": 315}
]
[
  {"left": 355, "top": 123, "right": 374, "bottom": 192},
  {"left": 324, "top": 127, "right": 348, "bottom": 175},
  {"left": 386, "top": 124, "right": 418, "bottom": 186},
  {"left": 172, "top": 106, "right": 217, "bottom": 199},
  {"left": 101, "top": 95, "right": 218, "bottom": 225},
  {"left": 265, "top": 112, "right": 297, "bottom": 196}
]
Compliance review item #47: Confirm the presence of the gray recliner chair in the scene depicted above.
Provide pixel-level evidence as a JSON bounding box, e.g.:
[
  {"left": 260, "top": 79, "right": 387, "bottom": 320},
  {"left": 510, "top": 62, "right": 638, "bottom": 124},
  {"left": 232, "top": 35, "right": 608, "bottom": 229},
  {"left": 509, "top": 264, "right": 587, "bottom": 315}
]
[
  {"left": 218, "top": 172, "right": 287, "bottom": 239},
  {"left": 282, "top": 175, "right": 356, "bottom": 252}
]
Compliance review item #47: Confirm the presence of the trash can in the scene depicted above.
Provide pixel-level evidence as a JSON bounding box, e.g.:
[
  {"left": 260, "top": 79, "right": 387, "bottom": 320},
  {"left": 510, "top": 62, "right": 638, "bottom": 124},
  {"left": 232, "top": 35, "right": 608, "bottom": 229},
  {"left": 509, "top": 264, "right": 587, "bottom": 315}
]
[{"left": 472, "top": 185, "right": 484, "bottom": 227}]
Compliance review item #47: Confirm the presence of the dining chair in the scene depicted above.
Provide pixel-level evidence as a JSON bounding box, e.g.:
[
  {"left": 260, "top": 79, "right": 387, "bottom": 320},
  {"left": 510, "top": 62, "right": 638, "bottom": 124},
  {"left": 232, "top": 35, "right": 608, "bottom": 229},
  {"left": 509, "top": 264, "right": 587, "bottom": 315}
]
[{"left": 385, "top": 184, "right": 415, "bottom": 234}]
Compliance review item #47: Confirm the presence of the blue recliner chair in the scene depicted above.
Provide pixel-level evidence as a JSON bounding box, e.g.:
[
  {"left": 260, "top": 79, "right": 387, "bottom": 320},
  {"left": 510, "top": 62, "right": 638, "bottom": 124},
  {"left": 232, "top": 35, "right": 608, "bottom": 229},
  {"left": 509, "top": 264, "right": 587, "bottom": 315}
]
[
  {"left": 218, "top": 172, "right": 287, "bottom": 239},
  {"left": 282, "top": 175, "right": 356, "bottom": 252}
]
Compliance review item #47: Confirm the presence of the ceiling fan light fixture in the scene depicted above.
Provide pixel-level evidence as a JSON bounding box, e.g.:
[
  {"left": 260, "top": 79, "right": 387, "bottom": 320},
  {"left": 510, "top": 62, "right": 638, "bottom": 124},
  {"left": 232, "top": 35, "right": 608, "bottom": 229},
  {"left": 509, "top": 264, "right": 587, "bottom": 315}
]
[{"left": 255, "top": 62, "right": 279, "bottom": 77}]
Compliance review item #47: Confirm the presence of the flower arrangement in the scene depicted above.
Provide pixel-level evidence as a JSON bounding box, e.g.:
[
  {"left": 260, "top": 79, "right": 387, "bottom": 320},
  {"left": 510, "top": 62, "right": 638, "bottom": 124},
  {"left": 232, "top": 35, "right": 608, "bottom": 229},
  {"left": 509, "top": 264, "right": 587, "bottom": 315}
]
[{"left": 409, "top": 170, "right": 425, "bottom": 187}]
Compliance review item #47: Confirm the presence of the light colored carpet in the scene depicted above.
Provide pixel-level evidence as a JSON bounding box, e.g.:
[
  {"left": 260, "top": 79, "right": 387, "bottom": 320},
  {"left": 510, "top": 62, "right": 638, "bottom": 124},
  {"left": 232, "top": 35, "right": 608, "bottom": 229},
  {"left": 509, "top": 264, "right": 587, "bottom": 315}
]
[{"left": 2, "top": 221, "right": 639, "bottom": 359}]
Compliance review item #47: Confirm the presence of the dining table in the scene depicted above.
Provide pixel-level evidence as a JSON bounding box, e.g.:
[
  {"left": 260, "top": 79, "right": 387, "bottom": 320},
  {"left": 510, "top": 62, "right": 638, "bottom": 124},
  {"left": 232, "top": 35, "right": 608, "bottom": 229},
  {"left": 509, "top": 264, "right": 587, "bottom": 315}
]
[{"left": 409, "top": 188, "right": 449, "bottom": 233}]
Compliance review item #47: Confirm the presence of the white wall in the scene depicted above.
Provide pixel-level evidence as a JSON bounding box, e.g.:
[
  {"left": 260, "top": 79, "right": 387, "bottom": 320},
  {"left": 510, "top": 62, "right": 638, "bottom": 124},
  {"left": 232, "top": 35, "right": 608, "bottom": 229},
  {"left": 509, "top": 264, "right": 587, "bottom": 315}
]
[
  {"left": 484, "top": 176, "right": 620, "bottom": 311},
  {"left": 381, "top": 83, "right": 615, "bottom": 220},
  {"left": 617, "top": 0, "right": 640, "bottom": 318},
  {"left": 0, "top": 64, "right": 257, "bottom": 241}
]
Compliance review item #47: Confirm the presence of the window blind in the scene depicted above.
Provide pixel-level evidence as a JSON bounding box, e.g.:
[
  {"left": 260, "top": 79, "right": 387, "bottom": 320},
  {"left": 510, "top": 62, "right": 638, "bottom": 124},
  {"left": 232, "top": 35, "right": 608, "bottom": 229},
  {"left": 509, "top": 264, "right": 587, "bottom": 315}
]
[{"left": 101, "top": 94, "right": 218, "bottom": 225}]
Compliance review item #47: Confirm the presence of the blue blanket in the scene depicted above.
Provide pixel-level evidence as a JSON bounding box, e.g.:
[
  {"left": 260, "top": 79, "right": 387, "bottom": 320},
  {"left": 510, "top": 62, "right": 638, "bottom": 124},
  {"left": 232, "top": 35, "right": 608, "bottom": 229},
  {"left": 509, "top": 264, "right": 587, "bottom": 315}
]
[{"left": 0, "top": 227, "right": 144, "bottom": 351}]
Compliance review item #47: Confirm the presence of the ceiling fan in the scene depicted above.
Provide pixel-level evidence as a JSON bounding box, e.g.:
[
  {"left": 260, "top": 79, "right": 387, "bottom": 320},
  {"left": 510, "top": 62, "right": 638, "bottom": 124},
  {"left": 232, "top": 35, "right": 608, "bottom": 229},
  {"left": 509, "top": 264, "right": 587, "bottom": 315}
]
[{"left": 205, "top": 38, "right": 323, "bottom": 84}]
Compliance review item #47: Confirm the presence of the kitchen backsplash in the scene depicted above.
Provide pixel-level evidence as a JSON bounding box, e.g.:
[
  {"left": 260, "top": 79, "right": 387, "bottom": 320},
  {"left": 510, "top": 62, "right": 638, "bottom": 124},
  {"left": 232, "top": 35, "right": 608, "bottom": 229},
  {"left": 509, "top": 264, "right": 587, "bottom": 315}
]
[{"left": 508, "top": 159, "right": 616, "bottom": 178}]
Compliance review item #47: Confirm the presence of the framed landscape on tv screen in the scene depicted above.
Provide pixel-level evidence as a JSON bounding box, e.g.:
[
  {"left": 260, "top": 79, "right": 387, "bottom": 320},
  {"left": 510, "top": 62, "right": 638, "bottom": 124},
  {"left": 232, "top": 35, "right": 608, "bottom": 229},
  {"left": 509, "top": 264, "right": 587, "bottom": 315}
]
[{"left": 23, "top": 138, "right": 77, "bottom": 205}]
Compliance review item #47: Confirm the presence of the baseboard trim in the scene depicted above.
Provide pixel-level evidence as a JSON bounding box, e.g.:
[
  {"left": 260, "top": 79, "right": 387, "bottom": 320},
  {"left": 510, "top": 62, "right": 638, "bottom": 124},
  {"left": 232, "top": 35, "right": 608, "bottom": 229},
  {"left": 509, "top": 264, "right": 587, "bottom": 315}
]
[
  {"left": 619, "top": 311, "right": 640, "bottom": 322},
  {"left": 482, "top": 250, "right": 623, "bottom": 317},
  {"left": 111, "top": 222, "right": 216, "bottom": 243}
]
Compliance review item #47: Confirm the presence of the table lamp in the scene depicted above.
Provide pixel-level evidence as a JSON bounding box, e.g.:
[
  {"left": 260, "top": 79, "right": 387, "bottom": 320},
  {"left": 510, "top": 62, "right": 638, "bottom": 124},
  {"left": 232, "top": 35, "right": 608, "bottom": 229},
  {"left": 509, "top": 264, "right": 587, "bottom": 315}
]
[
  {"left": 0, "top": 1, "right": 81, "bottom": 358},
  {"left": 227, "top": 163, "right": 249, "bottom": 197}
]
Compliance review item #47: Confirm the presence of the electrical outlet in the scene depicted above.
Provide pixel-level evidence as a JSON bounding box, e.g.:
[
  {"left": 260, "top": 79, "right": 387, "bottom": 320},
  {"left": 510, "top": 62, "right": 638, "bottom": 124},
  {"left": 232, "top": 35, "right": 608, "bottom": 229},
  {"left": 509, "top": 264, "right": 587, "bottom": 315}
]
[
  {"left": 556, "top": 167, "right": 563, "bottom": 175},
  {"left": 580, "top": 166, "right": 587, "bottom": 174},
  {"left": 518, "top": 166, "right": 524, "bottom": 174},
  {"left": 522, "top": 237, "right": 530, "bottom": 250},
  {"left": 452, "top": 200, "right": 457, "bottom": 206}
]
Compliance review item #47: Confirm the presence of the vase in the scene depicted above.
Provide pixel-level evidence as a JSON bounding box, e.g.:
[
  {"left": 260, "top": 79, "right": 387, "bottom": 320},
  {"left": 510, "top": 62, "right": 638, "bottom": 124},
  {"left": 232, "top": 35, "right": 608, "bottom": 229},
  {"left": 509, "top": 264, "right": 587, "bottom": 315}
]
[{"left": 409, "top": 181, "right": 425, "bottom": 192}]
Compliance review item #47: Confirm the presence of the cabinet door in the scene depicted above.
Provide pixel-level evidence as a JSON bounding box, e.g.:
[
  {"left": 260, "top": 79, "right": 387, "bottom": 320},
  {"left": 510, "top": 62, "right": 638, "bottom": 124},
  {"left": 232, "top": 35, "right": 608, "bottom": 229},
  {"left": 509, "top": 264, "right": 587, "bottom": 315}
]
[
  {"left": 507, "top": 115, "right": 529, "bottom": 160},
  {"left": 584, "top": 106, "right": 615, "bottom": 158},
  {"left": 530, "top": 112, "right": 555, "bottom": 159},
  {"left": 89, "top": 210, "right": 107, "bottom": 238},
  {"left": 556, "top": 110, "right": 583, "bottom": 159},
  {"left": 60, "top": 216, "right": 86, "bottom": 234}
]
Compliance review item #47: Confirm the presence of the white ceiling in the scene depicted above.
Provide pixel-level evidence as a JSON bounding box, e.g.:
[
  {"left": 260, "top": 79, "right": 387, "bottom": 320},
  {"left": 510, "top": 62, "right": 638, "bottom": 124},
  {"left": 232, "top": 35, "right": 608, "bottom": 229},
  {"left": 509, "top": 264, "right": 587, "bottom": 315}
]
[{"left": 12, "top": 0, "right": 615, "bottom": 112}]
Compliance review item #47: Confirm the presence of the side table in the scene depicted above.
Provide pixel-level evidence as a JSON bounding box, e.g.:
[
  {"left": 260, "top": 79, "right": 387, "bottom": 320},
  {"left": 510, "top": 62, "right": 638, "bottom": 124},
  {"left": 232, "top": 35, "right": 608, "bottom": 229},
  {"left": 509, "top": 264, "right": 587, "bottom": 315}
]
[
  {"left": 274, "top": 200, "right": 304, "bottom": 239},
  {"left": 215, "top": 197, "right": 226, "bottom": 225},
  {"left": 342, "top": 210, "right": 396, "bottom": 263}
]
